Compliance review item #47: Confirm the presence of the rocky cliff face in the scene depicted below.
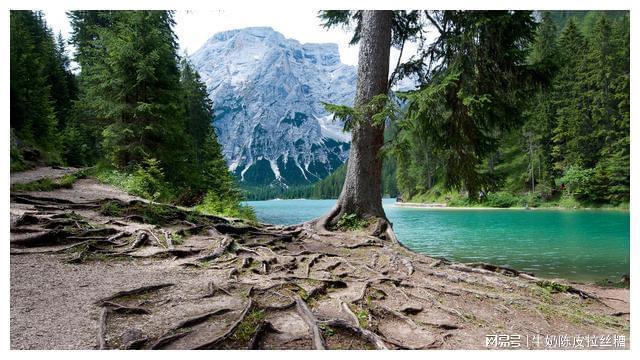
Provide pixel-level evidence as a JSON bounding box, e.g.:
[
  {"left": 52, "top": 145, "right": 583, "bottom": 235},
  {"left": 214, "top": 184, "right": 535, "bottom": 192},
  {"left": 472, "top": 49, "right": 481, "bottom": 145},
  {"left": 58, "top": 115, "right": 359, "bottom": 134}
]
[{"left": 190, "top": 27, "right": 356, "bottom": 186}]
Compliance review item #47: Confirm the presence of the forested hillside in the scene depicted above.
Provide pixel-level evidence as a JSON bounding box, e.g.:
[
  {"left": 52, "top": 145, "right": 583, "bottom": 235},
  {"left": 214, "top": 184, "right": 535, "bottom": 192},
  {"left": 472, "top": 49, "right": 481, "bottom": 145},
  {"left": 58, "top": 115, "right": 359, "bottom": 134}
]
[
  {"left": 10, "top": 11, "right": 77, "bottom": 169},
  {"left": 392, "top": 11, "right": 629, "bottom": 207},
  {"left": 11, "top": 10, "right": 629, "bottom": 209},
  {"left": 10, "top": 10, "right": 253, "bottom": 219}
]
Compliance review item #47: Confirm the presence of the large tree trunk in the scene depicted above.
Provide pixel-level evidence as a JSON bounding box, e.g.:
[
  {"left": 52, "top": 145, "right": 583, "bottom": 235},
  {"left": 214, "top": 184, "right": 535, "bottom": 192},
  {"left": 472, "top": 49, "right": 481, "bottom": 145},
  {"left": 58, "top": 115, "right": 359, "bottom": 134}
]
[{"left": 312, "top": 11, "right": 395, "bottom": 240}]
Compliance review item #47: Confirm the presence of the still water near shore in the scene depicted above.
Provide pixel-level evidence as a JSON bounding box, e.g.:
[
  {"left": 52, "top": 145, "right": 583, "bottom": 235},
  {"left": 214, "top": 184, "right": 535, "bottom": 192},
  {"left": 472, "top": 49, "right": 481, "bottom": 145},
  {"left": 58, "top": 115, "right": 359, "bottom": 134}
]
[{"left": 245, "top": 198, "right": 630, "bottom": 283}]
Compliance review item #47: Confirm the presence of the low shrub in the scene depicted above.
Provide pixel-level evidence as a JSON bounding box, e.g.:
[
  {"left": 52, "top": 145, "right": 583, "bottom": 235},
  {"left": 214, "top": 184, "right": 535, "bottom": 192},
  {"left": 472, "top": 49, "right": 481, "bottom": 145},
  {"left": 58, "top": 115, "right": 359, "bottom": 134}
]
[
  {"left": 483, "top": 191, "right": 520, "bottom": 208},
  {"left": 194, "top": 190, "right": 256, "bottom": 222},
  {"left": 95, "top": 159, "right": 173, "bottom": 202}
]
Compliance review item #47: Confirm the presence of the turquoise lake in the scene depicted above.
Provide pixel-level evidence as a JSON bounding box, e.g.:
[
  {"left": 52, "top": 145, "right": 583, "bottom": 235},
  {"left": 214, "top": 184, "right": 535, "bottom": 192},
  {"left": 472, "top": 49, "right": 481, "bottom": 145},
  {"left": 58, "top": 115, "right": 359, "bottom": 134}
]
[{"left": 245, "top": 198, "right": 630, "bottom": 283}]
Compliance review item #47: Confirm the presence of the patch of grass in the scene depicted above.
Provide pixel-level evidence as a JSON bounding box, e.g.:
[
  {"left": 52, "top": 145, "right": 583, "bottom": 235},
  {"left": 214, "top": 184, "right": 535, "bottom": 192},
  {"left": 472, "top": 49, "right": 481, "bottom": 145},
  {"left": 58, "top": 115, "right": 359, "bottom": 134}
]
[
  {"left": 529, "top": 284, "right": 554, "bottom": 304},
  {"left": 94, "top": 163, "right": 257, "bottom": 223},
  {"left": 94, "top": 161, "right": 174, "bottom": 203},
  {"left": 296, "top": 287, "right": 309, "bottom": 301},
  {"left": 100, "top": 200, "right": 124, "bottom": 217},
  {"left": 170, "top": 233, "right": 184, "bottom": 245},
  {"left": 462, "top": 313, "right": 479, "bottom": 323},
  {"left": 537, "top": 303, "right": 623, "bottom": 329},
  {"left": 233, "top": 308, "right": 266, "bottom": 342},
  {"left": 319, "top": 323, "right": 336, "bottom": 338},
  {"left": 355, "top": 308, "right": 369, "bottom": 328},
  {"left": 335, "top": 213, "right": 368, "bottom": 231},
  {"left": 12, "top": 177, "right": 55, "bottom": 192},
  {"left": 11, "top": 173, "right": 83, "bottom": 192},
  {"left": 536, "top": 280, "right": 571, "bottom": 294}
]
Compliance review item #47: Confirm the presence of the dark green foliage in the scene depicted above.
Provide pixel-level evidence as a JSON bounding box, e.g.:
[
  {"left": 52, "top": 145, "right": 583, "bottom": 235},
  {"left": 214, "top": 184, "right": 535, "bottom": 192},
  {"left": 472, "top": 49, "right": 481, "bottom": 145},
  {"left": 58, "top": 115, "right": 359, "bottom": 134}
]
[
  {"left": 67, "top": 10, "right": 249, "bottom": 217},
  {"left": 396, "top": 11, "right": 539, "bottom": 199},
  {"left": 11, "top": 10, "right": 251, "bottom": 220},
  {"left": 71, "top": 11, "right": 186, "bottom": 176},
  {"left": 394, "top": 11, "right": 629, "bottom": 208},
  {"left": 10, "top": 11, "right": 77, "bottom": 166},
  {"left": 482, "top": 192, "right": 521, "bottom": 208}
]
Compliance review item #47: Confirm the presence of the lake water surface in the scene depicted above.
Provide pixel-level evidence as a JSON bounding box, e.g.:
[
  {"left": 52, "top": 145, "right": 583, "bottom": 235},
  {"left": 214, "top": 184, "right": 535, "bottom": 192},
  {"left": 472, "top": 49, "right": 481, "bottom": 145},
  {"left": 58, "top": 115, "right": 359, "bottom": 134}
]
[{"left": 246, "top": 198, "right": 630, "bottom": 283}]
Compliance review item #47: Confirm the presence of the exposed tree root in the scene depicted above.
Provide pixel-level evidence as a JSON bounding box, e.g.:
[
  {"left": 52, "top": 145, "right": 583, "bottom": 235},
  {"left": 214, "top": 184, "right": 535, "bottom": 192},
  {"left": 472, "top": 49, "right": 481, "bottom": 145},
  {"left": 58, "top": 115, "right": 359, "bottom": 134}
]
[
  {"left": 294, "top": 296, "right": 326, "bottom": 350},
  {"left": 100, "top": 301, "right": 150, "bottom": 315},
  {"left": 96, "top": 284, "right": 174, "bottom": 305},
  {"left": 194, "top": 299, "right": 253, "bottom": 349},
  {"left": 320, "top": 319, "right": 388, "bottom": 349},
  {"left": 191, "top": 236, "right": 234, "bottom": 263},
  {"left": 203, "top": 281, "right": 232, "bottom": 298},
  {"left": 340, "top": 301, "right": 360, "bottom": 326},
  {"left": 172, "top": 308, "right": 235, "bottom": 330},
  {"left": 248, "top": 320, "right": 280, "bottom": 349},
  {"left": 150, "top": 331, "right": 193, "bottom": 349},
  {"left": 97, "top": 307, "right": 109, "bottom": 350},
  {"left": 10, "top": 184, "right": 629, "bottom": 350}
]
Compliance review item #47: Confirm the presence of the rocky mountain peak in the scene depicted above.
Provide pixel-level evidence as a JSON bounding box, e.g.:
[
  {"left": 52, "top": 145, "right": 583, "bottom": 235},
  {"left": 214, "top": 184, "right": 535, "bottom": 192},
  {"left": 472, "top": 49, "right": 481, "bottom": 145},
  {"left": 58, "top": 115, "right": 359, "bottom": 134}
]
[{"left": 190, "top": 27, "right": 355, "bottom": 187}]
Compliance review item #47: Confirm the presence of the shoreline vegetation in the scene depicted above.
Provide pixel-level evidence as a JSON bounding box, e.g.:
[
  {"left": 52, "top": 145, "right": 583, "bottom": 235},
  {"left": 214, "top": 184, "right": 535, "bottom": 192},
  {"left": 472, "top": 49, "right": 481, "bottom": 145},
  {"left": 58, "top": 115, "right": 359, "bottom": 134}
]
[
  {"left": 250, "top": 197, "right": 629, "bottom": 211},
  {"left": 393, "top": 202, "right": 630, "bottom": 211}
]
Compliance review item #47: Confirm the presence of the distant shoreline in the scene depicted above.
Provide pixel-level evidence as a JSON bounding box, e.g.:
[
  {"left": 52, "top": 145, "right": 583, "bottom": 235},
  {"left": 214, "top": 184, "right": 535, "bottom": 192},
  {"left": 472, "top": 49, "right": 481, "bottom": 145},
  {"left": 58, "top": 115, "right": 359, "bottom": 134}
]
[
  {"left": 393, "top": 202, "right": 629, "bottom": 211},
  {"left": 246, "top": 198, "right": 629, "bottom": 211}
]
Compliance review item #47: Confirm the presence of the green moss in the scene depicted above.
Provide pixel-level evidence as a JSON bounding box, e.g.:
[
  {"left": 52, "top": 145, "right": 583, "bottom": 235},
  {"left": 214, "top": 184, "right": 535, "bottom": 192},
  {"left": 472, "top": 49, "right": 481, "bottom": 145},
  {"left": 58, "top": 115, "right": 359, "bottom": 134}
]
[
  {"left": 141, "top": 203, "right": 174, "bottom": 224},
  {"left": 232, "top": 308, "right": 266, "bottom": 342},
  {"left": 335, "top": 213, "right": 368, "bottom": 231}
]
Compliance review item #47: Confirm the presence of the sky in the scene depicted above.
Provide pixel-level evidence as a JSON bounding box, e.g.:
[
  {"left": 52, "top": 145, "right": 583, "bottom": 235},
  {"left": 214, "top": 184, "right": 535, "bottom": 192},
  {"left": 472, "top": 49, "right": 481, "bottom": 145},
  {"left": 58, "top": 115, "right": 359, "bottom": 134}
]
[{"left": 43, "top": 9, "right": 418, "bottom": 70}]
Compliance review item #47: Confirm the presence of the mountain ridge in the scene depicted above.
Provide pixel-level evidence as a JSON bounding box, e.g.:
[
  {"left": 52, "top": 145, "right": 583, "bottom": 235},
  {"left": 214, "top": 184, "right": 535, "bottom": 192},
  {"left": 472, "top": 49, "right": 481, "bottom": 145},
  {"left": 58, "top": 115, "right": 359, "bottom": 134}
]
[{"left": 190, "top": 27, "right": 356, "bottom": 187}]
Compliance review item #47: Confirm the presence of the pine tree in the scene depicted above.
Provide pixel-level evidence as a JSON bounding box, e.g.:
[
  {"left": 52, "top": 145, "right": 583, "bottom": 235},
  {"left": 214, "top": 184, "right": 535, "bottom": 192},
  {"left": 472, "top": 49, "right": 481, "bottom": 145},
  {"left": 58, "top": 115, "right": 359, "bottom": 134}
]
[
  {"left": 402, "top": 11, "right": 538, "bottom": 198},
  {"left": 10, "top": 11, "right": 69, "bottom": 162},
  {"left": 71, "top": 11, "right": 189, "bottom": 179},
  {"left": 551, "top": 18, "right": 589, "bottom": 174}
]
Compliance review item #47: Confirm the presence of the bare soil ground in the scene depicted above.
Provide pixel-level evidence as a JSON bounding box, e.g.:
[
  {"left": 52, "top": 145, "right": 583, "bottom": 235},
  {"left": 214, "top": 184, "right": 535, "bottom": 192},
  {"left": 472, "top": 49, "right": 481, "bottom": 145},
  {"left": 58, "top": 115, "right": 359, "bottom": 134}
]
[{"left": 9, "top": 171, "right": 630, "bottom": 350}]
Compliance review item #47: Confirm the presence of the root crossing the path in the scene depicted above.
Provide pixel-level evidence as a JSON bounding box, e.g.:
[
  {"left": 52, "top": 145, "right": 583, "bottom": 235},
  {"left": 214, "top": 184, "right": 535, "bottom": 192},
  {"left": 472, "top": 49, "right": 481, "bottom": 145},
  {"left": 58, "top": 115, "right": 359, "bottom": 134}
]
[{"left": 9, "top": 175, "right": 630, "bottom": 349}]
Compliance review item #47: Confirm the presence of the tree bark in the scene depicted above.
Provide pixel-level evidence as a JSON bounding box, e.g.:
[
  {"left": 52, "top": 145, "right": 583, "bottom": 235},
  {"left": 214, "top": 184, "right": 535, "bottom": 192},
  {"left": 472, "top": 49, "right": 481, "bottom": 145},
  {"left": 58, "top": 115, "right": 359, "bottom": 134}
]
[{"left": 313, "top": 10, "right": 393, "bottom": 233}]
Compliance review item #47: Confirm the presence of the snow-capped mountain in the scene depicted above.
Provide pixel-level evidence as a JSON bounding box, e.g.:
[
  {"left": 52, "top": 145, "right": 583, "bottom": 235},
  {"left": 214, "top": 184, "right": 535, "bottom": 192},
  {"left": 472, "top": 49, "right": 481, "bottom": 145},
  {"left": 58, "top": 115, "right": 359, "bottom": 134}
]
[{"left": 190, "top": 27, "right": 356, "bottom": 186}]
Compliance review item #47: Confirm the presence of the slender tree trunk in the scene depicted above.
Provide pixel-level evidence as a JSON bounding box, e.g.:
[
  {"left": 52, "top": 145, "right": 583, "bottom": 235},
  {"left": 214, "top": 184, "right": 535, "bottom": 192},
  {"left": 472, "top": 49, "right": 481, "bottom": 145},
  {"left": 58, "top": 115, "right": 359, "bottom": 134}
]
[{"left": 312, "top": 11, "right": 393, "bottom": 238}]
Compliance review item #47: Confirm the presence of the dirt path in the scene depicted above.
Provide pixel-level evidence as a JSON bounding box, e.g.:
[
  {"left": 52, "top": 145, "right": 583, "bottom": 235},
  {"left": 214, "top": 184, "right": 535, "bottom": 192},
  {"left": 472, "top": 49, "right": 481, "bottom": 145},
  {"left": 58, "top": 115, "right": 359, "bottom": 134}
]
[
  {"left": 10, "top": 166, "right": 82, "bottom": 185},
  {"left": 9, "top": 170, "right": 630, "bottom": 350}
]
